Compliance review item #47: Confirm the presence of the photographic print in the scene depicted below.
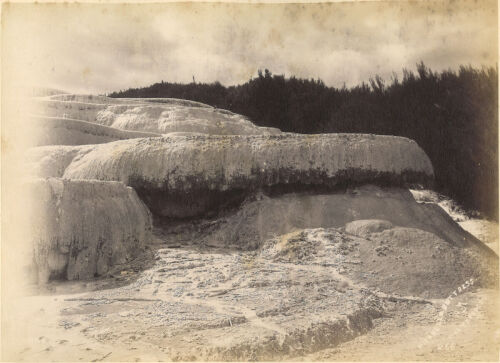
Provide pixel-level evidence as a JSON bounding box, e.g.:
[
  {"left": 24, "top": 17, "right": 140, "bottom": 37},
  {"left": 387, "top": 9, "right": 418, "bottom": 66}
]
[{"left": 1, "top": 0, "right": 498, "bottom": 361}]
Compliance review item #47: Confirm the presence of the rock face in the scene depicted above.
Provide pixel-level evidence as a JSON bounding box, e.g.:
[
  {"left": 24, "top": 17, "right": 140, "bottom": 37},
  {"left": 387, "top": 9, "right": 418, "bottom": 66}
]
[
  {"left": 62, "top": 134, "right": 434, "bottom": 218},
  {"left": 27, "top": 178, "right": 152, "bottom": 282},
  {"left": 33, "top": 94, "right": 281, "bottom": 136},
  {"left": 30, "top": 116, "right": 160, "bottom": 146}
]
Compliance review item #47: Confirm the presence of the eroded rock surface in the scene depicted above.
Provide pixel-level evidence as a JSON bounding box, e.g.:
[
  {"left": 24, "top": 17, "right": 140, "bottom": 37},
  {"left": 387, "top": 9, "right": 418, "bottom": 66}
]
[{"left": 27, "top": 178, "right": 153, "bottom": 282}]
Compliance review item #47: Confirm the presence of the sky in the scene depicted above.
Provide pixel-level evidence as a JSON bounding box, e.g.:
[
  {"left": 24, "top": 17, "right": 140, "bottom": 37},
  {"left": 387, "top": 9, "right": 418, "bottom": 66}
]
[{"left": 2, "top": 0, "right": 498, "bottom": 94}]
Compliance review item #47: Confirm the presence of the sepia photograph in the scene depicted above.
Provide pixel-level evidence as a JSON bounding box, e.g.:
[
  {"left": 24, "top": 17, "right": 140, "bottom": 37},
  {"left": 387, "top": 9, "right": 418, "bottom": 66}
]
[{"left": 1, "top": 0, "right": 499, "bottom": 361}]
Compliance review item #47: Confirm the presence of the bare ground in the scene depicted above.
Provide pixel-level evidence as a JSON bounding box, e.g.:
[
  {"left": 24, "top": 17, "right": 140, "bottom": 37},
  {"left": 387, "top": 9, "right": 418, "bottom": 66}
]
[
  {"left": 3, "top": 225, "right": 498, "bottom": 362},
  {"left": 300, "top": 288, "right": 500, "bottom": 362}
]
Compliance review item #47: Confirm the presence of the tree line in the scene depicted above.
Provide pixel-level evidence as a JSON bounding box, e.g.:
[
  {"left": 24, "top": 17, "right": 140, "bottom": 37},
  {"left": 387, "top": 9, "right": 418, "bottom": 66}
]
[{"left": 109, "top": 63, "right": 498, "bottom": 220}]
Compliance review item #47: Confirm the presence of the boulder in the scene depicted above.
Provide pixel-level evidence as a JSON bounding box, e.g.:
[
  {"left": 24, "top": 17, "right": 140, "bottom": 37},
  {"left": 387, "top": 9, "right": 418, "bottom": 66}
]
[
  {"left": 62, "top": 134, "right": 434, "bottom": 218},
  {"left": 345, "top": 219, "right": 394, "bottom": 238},
  {"left": 27, "top": 178, "right": 152, "bottom": 282}
]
